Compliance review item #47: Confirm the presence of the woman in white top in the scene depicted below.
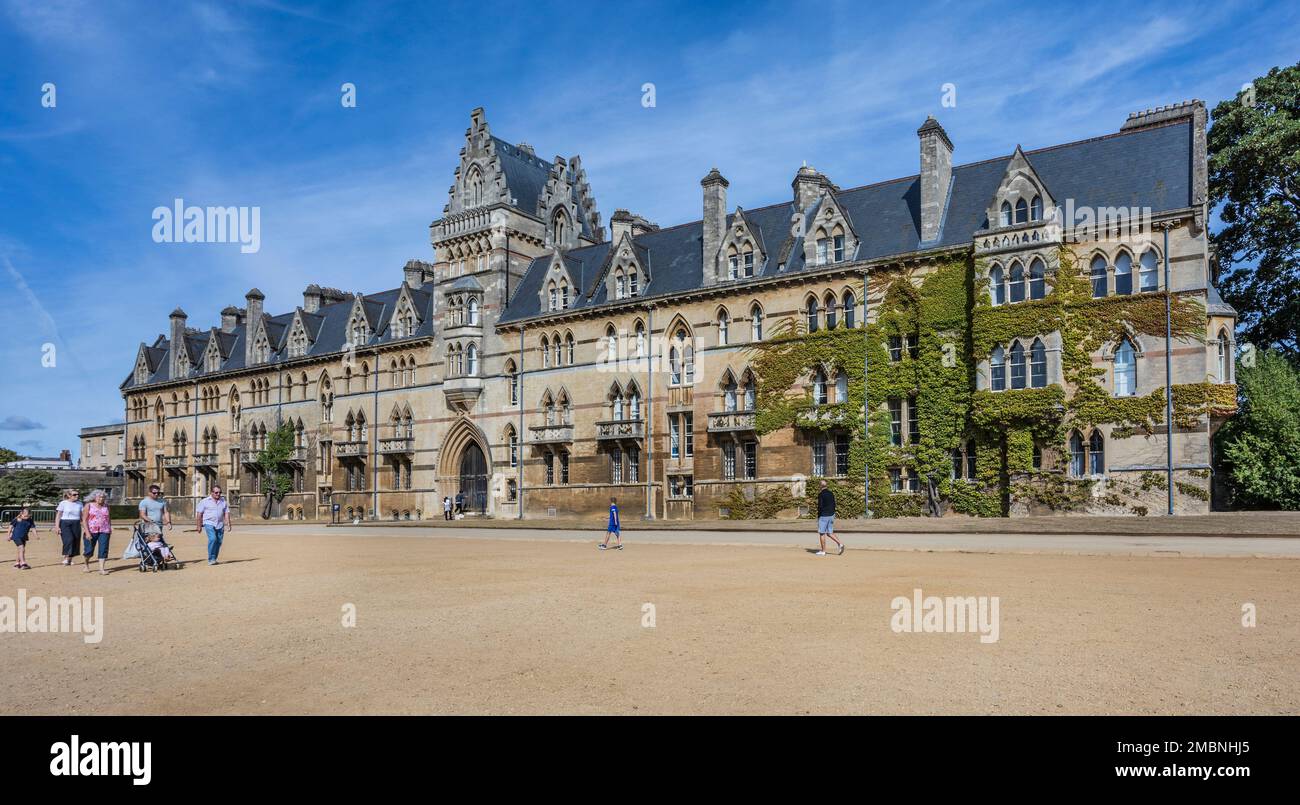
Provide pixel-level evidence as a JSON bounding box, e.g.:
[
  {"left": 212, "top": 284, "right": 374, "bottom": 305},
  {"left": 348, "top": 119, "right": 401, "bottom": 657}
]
[{"left": 55, "top": 489, "right": 84, "bottom": 566}]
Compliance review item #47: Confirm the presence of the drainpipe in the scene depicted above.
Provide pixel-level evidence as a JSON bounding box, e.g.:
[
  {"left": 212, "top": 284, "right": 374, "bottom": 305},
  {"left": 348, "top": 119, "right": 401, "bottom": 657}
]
[
  {"left": 647, "top": 305, "right": 657, "bottom": 520},
  {"left": 1163, "top": 225, "right": 1174, "bottom": 516},
  {"left": 372, "top": 352, "right": 379, "bottom": 519},
  {"left": 862, "top": 268, "right": 870, "bottom": 516},
  {"left": 518, "top": 324, "right": 524, "bottom": 521}
]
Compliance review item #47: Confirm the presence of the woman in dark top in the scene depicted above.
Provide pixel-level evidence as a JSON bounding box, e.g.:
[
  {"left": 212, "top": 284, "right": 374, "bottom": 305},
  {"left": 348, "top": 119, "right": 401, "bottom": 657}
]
[{"left": 8, "top": 506, "right": 35, "bottom": 570}]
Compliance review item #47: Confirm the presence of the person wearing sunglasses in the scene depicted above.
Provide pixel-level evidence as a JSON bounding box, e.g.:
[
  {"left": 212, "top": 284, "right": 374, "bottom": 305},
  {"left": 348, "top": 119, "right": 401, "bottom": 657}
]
[{"left": 195, "top": 485, "right": 231, "bottom": 566}]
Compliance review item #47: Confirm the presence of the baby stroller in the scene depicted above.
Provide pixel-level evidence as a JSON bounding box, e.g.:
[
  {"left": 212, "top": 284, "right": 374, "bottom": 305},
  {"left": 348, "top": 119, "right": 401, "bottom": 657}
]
[{"left": 123, "top": 522, "right": 179, "bottom": 572}]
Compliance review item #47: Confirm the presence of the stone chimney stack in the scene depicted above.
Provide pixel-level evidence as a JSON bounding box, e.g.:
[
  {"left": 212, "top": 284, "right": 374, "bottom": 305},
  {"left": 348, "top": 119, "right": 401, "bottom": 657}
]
[
  {"left": 244, "top": 288, "right": 264, "bottom": 365},
  {"left": 169, "top": 307, "right": 188, "bottom": 378},
  {"left": 701, "top": 168, "right": 729, "bottom": 284},
  {"left": 917, "top": 116, "right": 954, "bottom": 243},
  {"left": 303, "top": 284, "right": 323, "bottom": 313},
  {"left": 610, "top": 209, "right": 659, "bottom": 243},
  {"left": 792, "top": 164, "right": 834, "bottom": 210},
  {"left": 403, "top": 260, "right": 435, "bottom": 287},
  {"left": 220, "top": 306, "right": 244, "bottom": 333}
]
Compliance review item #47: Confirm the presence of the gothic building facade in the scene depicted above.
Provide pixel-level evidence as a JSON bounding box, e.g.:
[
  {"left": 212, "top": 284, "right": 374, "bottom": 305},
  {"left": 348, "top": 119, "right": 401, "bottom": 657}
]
[{"left": 120, "top": 102, "right": 1236, "bottom": 520}]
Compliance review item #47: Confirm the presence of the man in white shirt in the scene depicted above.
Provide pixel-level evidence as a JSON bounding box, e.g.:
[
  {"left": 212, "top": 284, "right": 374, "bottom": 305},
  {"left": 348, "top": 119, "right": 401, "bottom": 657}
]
[{"left": 195, "top": 486, "right": 232, "bottom": 566}]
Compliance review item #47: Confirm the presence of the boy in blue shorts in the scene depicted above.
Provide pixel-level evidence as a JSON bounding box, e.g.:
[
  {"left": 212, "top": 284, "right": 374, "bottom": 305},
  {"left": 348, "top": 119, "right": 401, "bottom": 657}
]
[{"left": 599, "top": 497, "right": 622, "bottom": 551}]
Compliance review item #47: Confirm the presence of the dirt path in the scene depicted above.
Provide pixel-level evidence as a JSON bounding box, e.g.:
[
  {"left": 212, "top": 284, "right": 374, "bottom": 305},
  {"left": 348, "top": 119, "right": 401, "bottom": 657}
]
[{"left": 3, "top": 526, "right": 1296, "bottom": 714}]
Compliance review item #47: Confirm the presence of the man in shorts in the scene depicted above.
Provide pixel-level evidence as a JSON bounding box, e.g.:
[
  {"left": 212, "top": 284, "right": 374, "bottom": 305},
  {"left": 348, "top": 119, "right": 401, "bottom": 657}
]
[{"left": 815, "top": 480, "right": 844, "bottom": 556}]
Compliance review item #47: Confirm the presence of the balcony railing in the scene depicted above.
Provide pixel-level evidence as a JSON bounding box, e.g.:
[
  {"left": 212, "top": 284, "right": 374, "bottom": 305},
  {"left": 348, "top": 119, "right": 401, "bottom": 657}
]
[
  {"left": 285, "top": 445, "right": 308, "bottom": 463},
  {"left": 595, "top": 419, "right": 644, "bottom": 440},
  {"left": 124, "top": 458, "right": 146, "bottom": 472},
  {"left": 336, "top": 440, "right": 367, "bottom": 458},
  {"left": 707, "top": 410, "right": 757, "bottom": 432},
  {"left": 796, "top": 404, "right": 854, "bottom": 428},
  {"left": 378, "top": 437, "right": 414, "bottom": 454},
  {"left": 193, "top": 453, "right": 218, "bottom": 468},
  {"left": 162, "top": 455, "right": 187, "bottom": 468},
  {"left": 529, "top": 424, "right": 574, "bottom": 444}
]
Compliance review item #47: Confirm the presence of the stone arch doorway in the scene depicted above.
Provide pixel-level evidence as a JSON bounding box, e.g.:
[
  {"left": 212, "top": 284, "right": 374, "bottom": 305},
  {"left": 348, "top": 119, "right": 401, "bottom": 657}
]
[
  {"left": 459, "top": 442, "right": 487, "bottom": 514},
  {"left": 439, "top": 417, "right": 492, "bottom": 515}
]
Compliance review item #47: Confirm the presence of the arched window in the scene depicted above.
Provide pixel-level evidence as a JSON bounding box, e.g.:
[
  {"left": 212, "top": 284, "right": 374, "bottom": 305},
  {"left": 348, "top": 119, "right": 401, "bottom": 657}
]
[
  {"left": 628, "top": 387, "right": 641, "bottom": 420},
  {"left": 742, "top": 371, "right": 757, "bottom": 410},
  {"left": 605, "top": 325, "right": 618, "bottom": 363},
  {"left": 611, "top": 386, "right": 625, "bottom": 420},
  {"left": 806, "top": 297, "right": 819, "bottom": 333},
  {"left": 673, "top": 327, "right": 694, "bottom": 384},
  {"left": 615, "top": 271, "right": 626, "bottom": 299},
  {"left": 723, "top": 374, "right": 737, "bottom": 412},
  {"left": 1010, "top": 342, "right": 1026, "bottom": 389},
  {"left": 551, "top": 209, "right": 569, "bottom": 245},
  {"left": 1114, "top": 252, "right": 1133, "bottom": 295},
  {"left": 507, "top": 426, "right": 518, "bottom": 468},
  {"left": 541, "top": 336, "right": 550, "bottom": 368},
  {"left": 813, "top": 369, "right": 827, "bottom": 406},
  {"left": 669, "top": 344, "right": 681, "bottom": 385},
  {"left": 548, "top": 283, "right": 557, "bottom": 311},
  {"left": 718, "top": 309, "right": 729, "bottom": 345},
  {"left": 1014, "top": 198, "right": 1028, "bottom": 225},
  {"left": 1114, "top": 339, "right": 1136, "bottom": 397},
  {"left": 1090, "top": 255, "right": 1108, "bottom": 298},
  {"left": 824, "top": 293, "right": 838, "bottom": 329},
  {"left": 634, "top": 321, "right": 646, "bottom": 357},
  {"left": 750, "top": 305, "right": 764, "bottom": 341},
  {"left": 1217, "top": 329, "right": 1231, "bottom": 383},
  {"left": 834, "top": 371, "right": 848, "bottom": 403},
  {"left": 552, "top": 333, "right": 561, "bottom": 367},
  {"left": 466, "top": 343, "right": 478, "bottom": 376},
  {"left": 561, "top": 282, "right": 570, "bottom": 307},
  {"left": 627, "top": 270, "right": 638, "bottom": 296},
  {"left": 999, "top": 201, "right": 1012, "bottom": 227},
  {"left": 1069, "top": 432, "right": 1085, "bottom": 477},
  {"left": 1028, "top": 258, "right": 1046, "bottom": 300},
  {"left": 991, "top": 345, "right": 1006, "bottom": 391},
  {"left": 1139, "top": 250, "right": 1159, "bottom": 292},
  {"left": 565, "top": 333, "right": 575, "bottom": 365},
  {"left": 1088, "top": 431, "right": 1105, "bottom": 475},
  {"left": 990, "top": 265, "right": 1005, "bottom": 306},
  {"left": 468, "top": 297, "right": 480, "bottom": 325},
  {"left": 1030, "top": 338, "right": 1047, "bottom": 388},
  {"left": 505, "top": 360, "right": 518, "bottom": 405},
  {"left": 842, "top": 291, "right": 856, "bottom": 328},
  {"left": 1009, "top": 261, "right": 1025, "bottom": 303},
  {"left": 1030, "top": 195, "right": 1043, "bottom": 221}
]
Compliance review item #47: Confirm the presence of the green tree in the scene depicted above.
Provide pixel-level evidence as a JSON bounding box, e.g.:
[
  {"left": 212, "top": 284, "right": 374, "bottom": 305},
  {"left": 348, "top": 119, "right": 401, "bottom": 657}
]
[
  {"left": 1215, "top": 350, "right": 1300, "bottom": 509},
  {"left": 0, "top": 469, "right": 61, "bottom": 506},
  {"left": 0, "top": 447, "right": 21, "bottom": 464},
  {"left": 255, "top": 422, "right": 296, "bottom": 519},
  {"left": 1208, "top": 62, "right": 1300, "bottom": 360}
]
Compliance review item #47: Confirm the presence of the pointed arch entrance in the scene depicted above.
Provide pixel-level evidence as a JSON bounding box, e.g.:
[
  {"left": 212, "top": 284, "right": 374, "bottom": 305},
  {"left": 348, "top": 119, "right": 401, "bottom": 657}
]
[
  {"left": 459, "top": 443, "right": 487, "bottom": 514},
  {"left": 439, "top": 417, "right": 492, "bottom": 515}
]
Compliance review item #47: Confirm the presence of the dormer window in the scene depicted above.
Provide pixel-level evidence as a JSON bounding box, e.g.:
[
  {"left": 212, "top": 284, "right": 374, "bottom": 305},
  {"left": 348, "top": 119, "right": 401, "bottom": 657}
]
[
  {"left": 816, "top": 237, "right": 829, "bottom": 265},
  {"left": 627, "top": 270, "right": 638, "bottom": 296},
  {"left": 833, "top": 234, "right": 844, "bottom": 262},
  {"left": 350, "top": 316, "right": 369, "bottom": 347},
  {"left": 1030, "top": 196, "right": 1043, "bottom": 221},
  {"left": 999, "top": 202, "right": 1012, "bottom": 227},
  {"left": 615, "top": 272, "right": 626, "bottom": 299},
  {"left": 560, "top": 283, "right": 569, "bottom": 308},
  {"left": 1014, "top": 199, "right": 1028, "bottom": 225}
]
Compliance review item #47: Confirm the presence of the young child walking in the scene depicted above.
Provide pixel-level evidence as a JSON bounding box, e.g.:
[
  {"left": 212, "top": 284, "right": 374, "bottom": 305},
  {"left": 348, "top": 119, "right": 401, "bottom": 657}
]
[
  {"left": 599, "top": 497, "right": 622, "bottom": 551},
  {"left": 8, "top": 506, "right": 34, "bottom": 570}
]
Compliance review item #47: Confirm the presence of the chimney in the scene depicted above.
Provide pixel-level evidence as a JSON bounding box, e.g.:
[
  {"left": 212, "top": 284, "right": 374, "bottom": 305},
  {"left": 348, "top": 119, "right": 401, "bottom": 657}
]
[
  {"left": 169, "top": 307, "right": 188, "bottom": 378},
  {"left": 610, "top": 209, "right": 659, "bottom": 243},
  {"left": 59, "top": 449, "right": 71, "bottom": 464},
  {"left": 701, "top": 168, "right": 729, "bottom": 284},
  {"left": 244, "top": 288, "right": 264, "bottom": 365},
  {"left": 303, "top": 284, "right": 323, "bottom": 313},
  {"left": 403, "top": 260, "right": 435, "bottom": 287},
  {"left": 792, "top": 164, "right": 833, "bottom": 210},
  {"left": 917, "top": 116, "right": 954, "bottom": 243},
  {"left": 220, "top": 305, "right": 244, "bottom": 333}
]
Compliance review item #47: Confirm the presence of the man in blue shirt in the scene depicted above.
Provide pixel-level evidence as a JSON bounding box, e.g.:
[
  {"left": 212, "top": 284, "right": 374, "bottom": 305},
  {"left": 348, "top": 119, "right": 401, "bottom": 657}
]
[{"left": 599, "top": 497, "right": 622, "bottom": 551}]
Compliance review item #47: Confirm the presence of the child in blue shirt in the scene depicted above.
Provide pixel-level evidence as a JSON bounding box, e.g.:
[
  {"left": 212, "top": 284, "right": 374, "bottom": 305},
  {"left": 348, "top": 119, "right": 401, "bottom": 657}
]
[{"left": 599, "top": 497, "right": 622, "bottom": 551}]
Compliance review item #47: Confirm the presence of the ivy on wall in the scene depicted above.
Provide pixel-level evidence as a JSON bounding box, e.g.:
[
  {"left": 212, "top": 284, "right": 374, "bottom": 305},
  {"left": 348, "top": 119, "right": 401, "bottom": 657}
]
[{"left": 730, "top": 246, "right": 1225, "bottom": 520}]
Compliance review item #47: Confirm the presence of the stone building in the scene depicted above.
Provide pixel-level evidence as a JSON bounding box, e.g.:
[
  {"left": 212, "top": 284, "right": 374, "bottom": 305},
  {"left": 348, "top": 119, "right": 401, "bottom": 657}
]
[
  {"left": 80, "top": 423, "right": 126, "bottom": 470},
  {"left": 120, "top": 102, "right": 1235, "bottom": 520}
]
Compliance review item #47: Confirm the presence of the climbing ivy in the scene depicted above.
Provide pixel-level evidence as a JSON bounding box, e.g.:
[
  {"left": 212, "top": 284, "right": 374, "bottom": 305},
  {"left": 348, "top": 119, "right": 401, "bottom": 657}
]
[{"left": 730, "top": 246, "right": 1221, "bottom": 519}]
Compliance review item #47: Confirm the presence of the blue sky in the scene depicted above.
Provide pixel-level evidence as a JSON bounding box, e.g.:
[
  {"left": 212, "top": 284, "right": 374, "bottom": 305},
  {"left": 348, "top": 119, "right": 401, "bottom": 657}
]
[{"left": 1, "top": 0, "right": 1297, "bottom": 459}]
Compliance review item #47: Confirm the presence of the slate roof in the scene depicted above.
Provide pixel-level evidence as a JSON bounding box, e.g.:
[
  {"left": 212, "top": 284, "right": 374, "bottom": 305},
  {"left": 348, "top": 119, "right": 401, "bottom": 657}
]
[
  {"left": 121, "top": 281, "right": 438, "bottom": 390},
  {"left": 500, "top": 120, "right": 1196, "bottom": 324},
  {"left": 493, "top": 136, "right": 598, "bottom": 239}
]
